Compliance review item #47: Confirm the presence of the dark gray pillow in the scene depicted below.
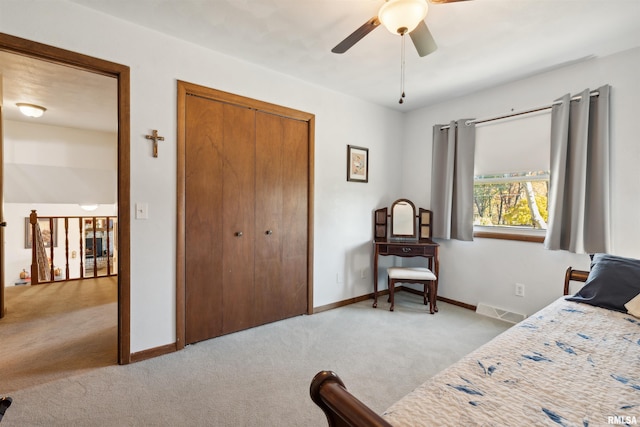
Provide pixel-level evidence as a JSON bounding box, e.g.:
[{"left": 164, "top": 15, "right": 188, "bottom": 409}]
[{"left": 566, "top": 253, "right": 640, "bottom": 313}]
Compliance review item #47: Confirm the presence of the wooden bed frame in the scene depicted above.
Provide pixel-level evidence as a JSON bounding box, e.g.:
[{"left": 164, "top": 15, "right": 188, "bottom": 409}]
[
  {"left": 310, "top": 267, "right": 590, "bottom": 427},
  {"left": 0, "top": 397, "right": 12, "bottom": 423}
]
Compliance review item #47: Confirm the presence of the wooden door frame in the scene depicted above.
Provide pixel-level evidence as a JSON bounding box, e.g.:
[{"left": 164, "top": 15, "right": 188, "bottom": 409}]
[
  {"left": 0, "top": 104, "right": 4, "bottom": 318},
  {"left": 0, "top": 33, "right": 132, "bottom": 364},
  {"left": 176, "top": 80, "right": 315, "bottom": 350}
]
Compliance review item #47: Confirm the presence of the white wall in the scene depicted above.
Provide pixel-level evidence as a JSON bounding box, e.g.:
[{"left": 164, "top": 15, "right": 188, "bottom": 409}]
[
  {"left": 3, "top": 119, "right": 117, "bottom": 286},
  {"left": 3, "top": 120, "right": 116, "bottom": 169},
  {"left": 1, "top": 0, "right": 405, "bottom": 353},
  {"left": 402, "top": 47, "right": 640, "bottom": 316},
  {"left": 3, "top": 120, "right": 117, "bottom": 204}
]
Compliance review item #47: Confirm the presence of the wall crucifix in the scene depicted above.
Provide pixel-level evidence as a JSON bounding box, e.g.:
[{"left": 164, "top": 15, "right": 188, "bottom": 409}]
[{"left": 145, "top": 129, "right": 165, "bottom": 158}]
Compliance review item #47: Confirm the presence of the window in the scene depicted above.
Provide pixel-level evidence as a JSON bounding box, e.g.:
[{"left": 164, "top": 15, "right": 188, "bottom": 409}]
[
  {"left": 474, "top": 171, "right": 548, "bottom": 227},
  {"left": 473, "top": 111, "right": 551, "bottom": 241}
]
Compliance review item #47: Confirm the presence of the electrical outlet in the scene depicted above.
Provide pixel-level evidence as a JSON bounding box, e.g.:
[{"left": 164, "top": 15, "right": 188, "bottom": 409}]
[
  {"left": 360, "top": 268, "right": 367, "bottom": 279},
  {"left": 515, "top": 283, "right": 525, "bottom": 297},
  {"left": 336, "top": 272, "right": 343, "bottom": 284}
]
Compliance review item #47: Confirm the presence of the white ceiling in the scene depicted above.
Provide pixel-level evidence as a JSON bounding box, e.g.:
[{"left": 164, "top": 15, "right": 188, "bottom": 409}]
[
  {"left": 0, "top": 50, "right": 118, "bottom": 132},
  {"left": 2, "top": 0, "right": 640, "bottom": 131}
]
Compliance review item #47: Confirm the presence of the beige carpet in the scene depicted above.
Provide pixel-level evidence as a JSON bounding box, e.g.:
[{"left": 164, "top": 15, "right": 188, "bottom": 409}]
[
  {"left": 0, "top": 277, "right": 117, "bottom": 394},
  {"left": 0, "top": 290, "right": 511, "bottom": 426}
]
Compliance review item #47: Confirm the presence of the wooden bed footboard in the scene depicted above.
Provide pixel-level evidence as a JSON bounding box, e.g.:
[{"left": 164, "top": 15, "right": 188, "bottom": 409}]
[{"left": 310, "top": 371, "right": 392, "bottom": 427}]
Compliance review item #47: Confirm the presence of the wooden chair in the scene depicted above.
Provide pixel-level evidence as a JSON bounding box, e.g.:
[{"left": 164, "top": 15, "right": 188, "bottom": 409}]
[{"left": 387, "top": 267, "right": 438, "bottom": 314}]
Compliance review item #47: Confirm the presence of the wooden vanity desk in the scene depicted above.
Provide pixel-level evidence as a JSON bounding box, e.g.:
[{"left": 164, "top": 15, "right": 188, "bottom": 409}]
[
  {"left": 372, "top": 200, "right": 439, "bottom": 309},
  {"left": 373, "top": 239, "right": 439, "bottom": 308}
]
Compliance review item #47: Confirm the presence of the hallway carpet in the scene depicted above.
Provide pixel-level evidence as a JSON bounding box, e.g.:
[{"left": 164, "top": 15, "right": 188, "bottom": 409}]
[{"left": 0, "top": 277, "right": 117, "bottom": 394}]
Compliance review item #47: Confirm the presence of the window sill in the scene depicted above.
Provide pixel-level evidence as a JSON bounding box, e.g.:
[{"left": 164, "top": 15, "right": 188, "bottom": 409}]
[{"left": 473, "top": 228, "right": 545, "bottom": 243}]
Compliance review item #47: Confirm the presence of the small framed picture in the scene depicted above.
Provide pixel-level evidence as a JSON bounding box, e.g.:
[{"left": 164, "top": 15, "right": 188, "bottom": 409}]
[
  {"left": 347, "top": 145, "right": 369, "bottom": 183},
  {"left": 25, "top": 217, "right": 58, "bottom": 249}
]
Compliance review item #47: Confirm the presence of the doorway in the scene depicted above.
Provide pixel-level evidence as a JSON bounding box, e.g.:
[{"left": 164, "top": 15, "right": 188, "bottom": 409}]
[{"left": 0, "top": 33, "right": 131, "bottom": 364}]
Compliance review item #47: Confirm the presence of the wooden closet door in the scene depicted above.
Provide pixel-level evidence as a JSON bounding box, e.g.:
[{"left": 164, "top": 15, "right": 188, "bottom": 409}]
[
  {"left": 254, "top": 112, "right": 284, "bottom": 325},
  {"left": 254, "top": 112, "right": 308, "bottom": 324},
  {"left": 280, "top": 117, "right": 309, "bottom": 318},
  {"left": 221, "top": 103, "right": 256, "bottom": 335},
  {"left": 183, "top": 87, "right": 309, "bottom": 344},
  {"left": 185, "top": 95, "right": 224, "bottom": 344},
  {"left": 185, "top": 97, "right": 256, "bottom": 342}
]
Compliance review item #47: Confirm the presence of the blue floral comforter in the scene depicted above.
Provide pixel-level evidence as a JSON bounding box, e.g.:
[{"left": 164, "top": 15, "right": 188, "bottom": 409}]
[{"left": 383, "top": 298, "right": 640, "bottom": 426}]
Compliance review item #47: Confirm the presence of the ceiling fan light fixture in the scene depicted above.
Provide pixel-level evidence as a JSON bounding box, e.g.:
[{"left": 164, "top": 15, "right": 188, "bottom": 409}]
[
  {"left": 378, "top": 0, "right": 428, "bottom": 35},
  {"left": 16, "top": 103, "right": 47, "bottom": 118}
]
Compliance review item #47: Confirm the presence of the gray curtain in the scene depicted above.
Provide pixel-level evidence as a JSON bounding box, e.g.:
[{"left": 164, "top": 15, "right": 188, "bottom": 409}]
[
  {"left": 544, "top": 85, "right": 611, "bottom": 253},
  {"left": 431, "top": 119, "right": 476, "bottom": 240}
]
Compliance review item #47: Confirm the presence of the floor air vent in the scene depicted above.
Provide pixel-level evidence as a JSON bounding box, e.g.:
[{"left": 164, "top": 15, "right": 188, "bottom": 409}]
[{"left": 476, "top": 303, "right": 526, "bottom": 324}]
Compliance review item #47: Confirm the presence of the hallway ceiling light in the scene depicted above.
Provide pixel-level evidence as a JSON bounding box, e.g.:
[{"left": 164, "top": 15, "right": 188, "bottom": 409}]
[
  {"left": 16, "top": 103, "right": 47, "bottom": 118},
  {"left": 80, "top": 204, "right": 99, "bottom": 212}
]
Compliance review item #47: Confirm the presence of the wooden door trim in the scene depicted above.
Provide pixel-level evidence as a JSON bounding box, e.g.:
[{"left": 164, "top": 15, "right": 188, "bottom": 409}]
[
  {"left": 176, "top": 80, "right": 315, "bottom": 350},
  {"left": 0, "top": 33, "right": 132, "bottom": 364},
  {"left": 0, "top": 106, "right": 4, "bottom": 318}
]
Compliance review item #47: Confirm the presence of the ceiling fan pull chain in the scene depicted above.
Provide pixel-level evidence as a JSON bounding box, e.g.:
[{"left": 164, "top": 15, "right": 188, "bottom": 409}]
[{"left": 399, "top": 33, "right": 406, "bottom": 104}]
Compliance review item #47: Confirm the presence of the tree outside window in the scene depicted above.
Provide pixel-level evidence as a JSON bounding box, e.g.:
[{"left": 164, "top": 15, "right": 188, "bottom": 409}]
[{"left": 473, "top": 171, "right": 549, "bottom": 230}]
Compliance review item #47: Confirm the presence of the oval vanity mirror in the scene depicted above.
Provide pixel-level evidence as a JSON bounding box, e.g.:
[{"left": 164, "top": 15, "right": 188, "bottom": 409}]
[{"left": 391, "top": 199, "right": 416, "bottom": 240}]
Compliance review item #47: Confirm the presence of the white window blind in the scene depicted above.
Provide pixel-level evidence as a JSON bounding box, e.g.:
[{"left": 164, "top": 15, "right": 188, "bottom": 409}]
[{"left": 474, "top": 111, "right": 551, "bottom": 176}]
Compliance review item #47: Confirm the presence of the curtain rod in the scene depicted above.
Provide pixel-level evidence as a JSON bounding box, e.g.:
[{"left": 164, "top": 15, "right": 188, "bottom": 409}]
[{"left": 439, "top": 90, "right": 599, "bottom": 130}]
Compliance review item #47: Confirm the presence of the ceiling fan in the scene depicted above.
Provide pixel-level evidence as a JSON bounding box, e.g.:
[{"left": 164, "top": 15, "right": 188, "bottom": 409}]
[
  {"left": 332, "top": 0, "right": 470, "bottom": 104},
  {"left": 332, "top": 0, "right": 470, "bottom": 58}
]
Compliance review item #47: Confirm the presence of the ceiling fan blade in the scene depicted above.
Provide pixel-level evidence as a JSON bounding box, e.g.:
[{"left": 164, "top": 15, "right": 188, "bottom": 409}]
[
  {"left": 410, "top": 21, "right": 437, "bottom": 57},
  {"left": 331, "top": 17, "right": 380, "bottom": 54}
]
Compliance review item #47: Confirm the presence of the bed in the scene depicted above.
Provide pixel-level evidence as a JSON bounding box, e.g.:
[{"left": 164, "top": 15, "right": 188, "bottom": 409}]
[{"left": 310, "top": 254, "right": 640, "bottom": 426}]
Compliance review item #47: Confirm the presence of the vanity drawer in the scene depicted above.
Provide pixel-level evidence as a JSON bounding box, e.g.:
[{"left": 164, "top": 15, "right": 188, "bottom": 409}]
[{"left": 387, "top": 245, "right": 428, "bottom": 256}]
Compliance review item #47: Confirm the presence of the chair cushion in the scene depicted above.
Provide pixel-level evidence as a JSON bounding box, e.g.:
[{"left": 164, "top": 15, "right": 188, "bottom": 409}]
[{"left": 388, "top": 267, "right": 436, "bottom": 281}]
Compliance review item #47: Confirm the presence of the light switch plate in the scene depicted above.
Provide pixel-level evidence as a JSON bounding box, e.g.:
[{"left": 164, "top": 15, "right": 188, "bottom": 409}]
[{"left": 135, "top": 203, "right": 148, "bottom": 219}]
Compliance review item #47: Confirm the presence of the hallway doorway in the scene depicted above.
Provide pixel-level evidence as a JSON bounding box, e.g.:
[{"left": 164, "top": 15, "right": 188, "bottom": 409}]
[{"left": 0, "top": 33, "right": 131, "bottom": 364}]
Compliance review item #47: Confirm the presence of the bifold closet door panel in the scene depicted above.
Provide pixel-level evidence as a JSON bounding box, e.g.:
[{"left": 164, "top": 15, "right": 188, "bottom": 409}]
[
  {"left": 254, "top": 112, "right": 284, "bottom": 325},
  {"left": 280, "top": 118, "right": 309, "bottom": 318},
  {"left": 221, "top": 103, "right": 257, "bottom": 335},
  {"left": 184, "top": 95, "right": 224, "bottom": 344},
  {"left": 254, "top": 112, "right": 308, "bottom": 324}
]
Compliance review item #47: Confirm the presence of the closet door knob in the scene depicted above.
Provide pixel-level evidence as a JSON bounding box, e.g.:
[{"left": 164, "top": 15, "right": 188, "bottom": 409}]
[
  {"left": 235, "top": 231, "right": 243, "bottom": 237},
  {"left": 265, "top": 230, "right": 273, "bottom": 235}
]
